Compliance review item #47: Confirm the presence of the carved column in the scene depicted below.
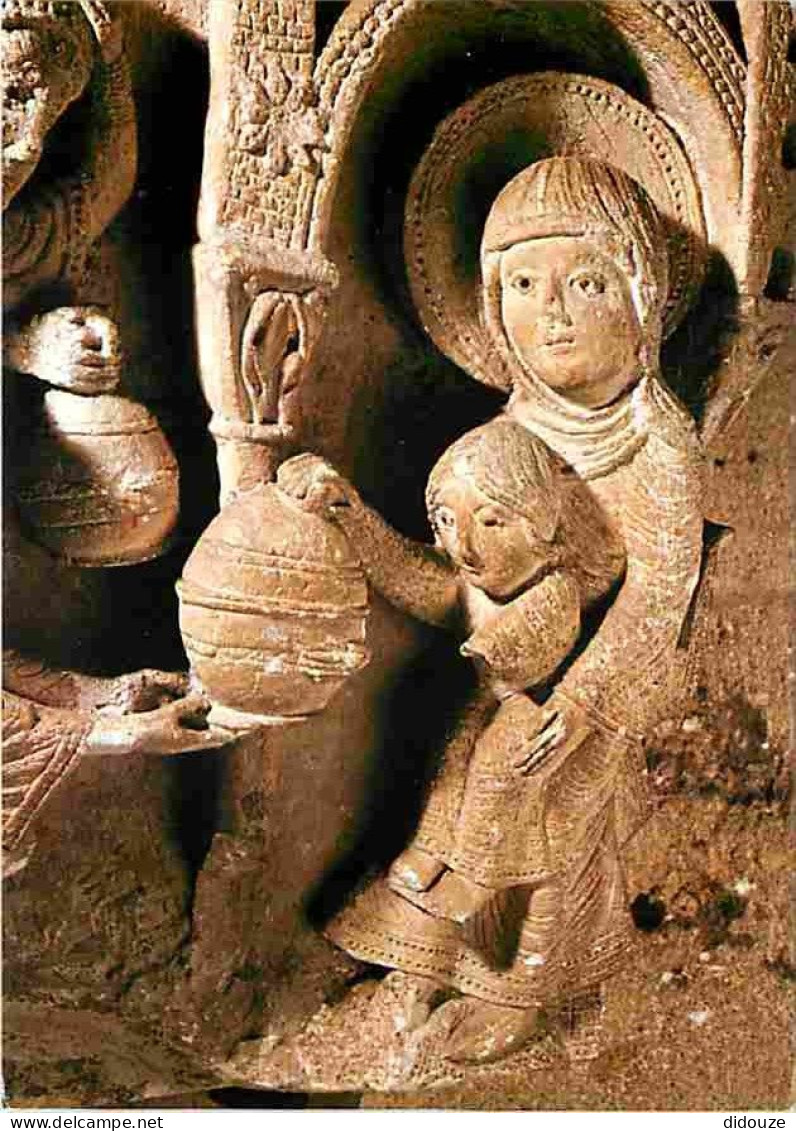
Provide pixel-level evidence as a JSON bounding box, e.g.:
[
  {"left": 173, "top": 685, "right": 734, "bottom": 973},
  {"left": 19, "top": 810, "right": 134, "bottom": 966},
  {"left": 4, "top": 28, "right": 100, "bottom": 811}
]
[
  {"left": 736, "top": 0, "right": 793, "bottom": 298},
  {"left": 194, "top": 0, "right": 336, "bottom": 505}
]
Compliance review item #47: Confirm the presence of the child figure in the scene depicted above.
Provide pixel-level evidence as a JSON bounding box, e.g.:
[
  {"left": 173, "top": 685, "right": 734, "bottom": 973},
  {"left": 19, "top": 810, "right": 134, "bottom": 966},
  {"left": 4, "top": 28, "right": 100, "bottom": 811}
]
[{"left": 277, "top": 415, "right": 625, "bottom": 963}]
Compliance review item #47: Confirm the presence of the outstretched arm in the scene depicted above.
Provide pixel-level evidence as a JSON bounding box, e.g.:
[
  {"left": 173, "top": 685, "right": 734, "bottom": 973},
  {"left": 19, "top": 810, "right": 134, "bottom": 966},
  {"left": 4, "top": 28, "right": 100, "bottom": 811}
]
[
  {"left": 276, "top": 454, "right": 459, "bottom": 628},
  {"left": 3, "top": 649, "right": 190, "bottom": 712},
  {"left": 68, "top": 10, "right": 137, "bottom": 265}
]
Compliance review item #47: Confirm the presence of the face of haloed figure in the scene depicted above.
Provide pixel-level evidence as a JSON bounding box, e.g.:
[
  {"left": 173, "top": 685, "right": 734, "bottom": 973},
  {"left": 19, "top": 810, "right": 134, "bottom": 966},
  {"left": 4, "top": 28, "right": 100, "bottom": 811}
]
[
  {"left": 499, "top": 235, "right": 644, "bottom": 410},
  {"left": 1, "top": 22, "right": 92, "bottom": 206}
]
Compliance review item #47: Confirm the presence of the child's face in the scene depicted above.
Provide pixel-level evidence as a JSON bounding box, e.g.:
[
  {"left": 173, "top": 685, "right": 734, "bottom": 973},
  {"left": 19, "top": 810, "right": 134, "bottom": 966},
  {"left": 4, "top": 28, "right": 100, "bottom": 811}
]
[
  {"left": 499, "top": 235, "right": 643, "bottom": 409},
  {"left": 430, "top": 475, "right": 551, "bottom": 601}
]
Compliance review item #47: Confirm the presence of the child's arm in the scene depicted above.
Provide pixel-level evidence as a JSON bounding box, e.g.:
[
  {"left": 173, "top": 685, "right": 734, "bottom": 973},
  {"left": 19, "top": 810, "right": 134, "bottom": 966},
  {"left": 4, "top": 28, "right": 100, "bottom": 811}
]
[
  {"left": 276, "top": 454, "right": 459, "bottom": 628},
  {"left": 461, "top": 570, "right": 581, "bottom": 696}
]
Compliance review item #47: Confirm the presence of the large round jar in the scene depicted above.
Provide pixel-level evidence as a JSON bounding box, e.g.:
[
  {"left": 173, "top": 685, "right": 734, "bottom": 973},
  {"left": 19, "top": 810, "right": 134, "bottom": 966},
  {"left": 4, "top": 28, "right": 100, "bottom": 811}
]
[
  {"left": 177, "top": 482, "right": 369, "bottom": 721},
  {"left": 14, "top": 391, "right": 179, "bottom": 567}
]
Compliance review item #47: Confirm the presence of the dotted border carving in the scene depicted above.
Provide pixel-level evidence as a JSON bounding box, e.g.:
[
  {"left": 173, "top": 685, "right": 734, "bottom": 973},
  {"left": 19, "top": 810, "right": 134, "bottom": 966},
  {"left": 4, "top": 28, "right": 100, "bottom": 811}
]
[{"left": 404, "top": 73, "right": 707, "bottom": 389}]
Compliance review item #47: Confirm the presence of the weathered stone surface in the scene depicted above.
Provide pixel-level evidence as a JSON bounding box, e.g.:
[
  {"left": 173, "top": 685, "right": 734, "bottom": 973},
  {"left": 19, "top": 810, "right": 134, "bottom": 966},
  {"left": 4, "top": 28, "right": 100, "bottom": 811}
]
[{"left": 2, "top": 0, "right": 792, "bottom": 1110}]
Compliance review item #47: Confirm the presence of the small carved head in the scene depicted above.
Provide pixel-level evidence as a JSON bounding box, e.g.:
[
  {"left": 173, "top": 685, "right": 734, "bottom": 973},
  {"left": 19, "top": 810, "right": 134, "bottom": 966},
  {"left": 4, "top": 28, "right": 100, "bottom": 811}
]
[
  {"left": 426, "top": 418, "right": 563, "bottom": 601},
  {"left": 1, "top": 0, "right": 94, "bottom": 204},
  {"left": 481, "top": 158, "right": 669, "bottom": 409}
]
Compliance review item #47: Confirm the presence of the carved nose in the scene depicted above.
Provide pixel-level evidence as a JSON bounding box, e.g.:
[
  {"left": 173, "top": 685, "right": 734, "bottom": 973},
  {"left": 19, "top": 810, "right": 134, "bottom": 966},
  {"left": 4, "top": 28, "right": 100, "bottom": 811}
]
[
  {"left": 542, "top": 279, "right": 571, "bottom": 323},
  {"left": 454, "top": 524, "right": 478, "bottom": 567}
]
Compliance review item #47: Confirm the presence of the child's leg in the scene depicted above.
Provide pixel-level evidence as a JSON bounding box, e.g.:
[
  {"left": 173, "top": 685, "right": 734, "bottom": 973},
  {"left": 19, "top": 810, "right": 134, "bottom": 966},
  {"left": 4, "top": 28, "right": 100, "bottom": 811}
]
[
  {"left": 448, "top": 699, "right": 549, "bottom": 889},
  {"left": 388, "top": 689, "right": 494, "bottom": 893}
]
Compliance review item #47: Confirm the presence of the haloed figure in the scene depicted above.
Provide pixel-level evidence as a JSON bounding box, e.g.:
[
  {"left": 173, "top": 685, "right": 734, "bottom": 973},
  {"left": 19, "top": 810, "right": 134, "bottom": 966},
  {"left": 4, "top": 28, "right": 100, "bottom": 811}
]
[
  {"left": 279, "top": 157, "right": 704, "bottom": 1065},
  {"left": 276, "top": 414, "right": 625, "bottom": 1064}
]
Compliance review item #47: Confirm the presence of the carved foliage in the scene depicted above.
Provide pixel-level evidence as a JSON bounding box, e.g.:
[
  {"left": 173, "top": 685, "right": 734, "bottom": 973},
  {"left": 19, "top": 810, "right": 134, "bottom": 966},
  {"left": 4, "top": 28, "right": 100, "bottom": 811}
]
[
  {"left": 239, "top": 287, "right": 327, "bottom": 430},
  {"left": 239, "top": 58, "right": 327, "bottom": 177}
]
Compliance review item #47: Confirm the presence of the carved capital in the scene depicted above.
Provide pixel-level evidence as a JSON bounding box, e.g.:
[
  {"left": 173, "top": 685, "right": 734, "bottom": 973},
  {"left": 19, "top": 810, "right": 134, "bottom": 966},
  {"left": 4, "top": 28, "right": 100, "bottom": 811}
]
[{"left": 193, "top": 236, "right": 337, "bottom": 503}]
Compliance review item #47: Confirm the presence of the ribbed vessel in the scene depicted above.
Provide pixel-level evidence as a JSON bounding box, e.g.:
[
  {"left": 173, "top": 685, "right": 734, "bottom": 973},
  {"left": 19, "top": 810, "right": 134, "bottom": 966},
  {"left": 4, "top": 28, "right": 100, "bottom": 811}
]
[
  {"left": 177, "top": 482, "right": 369, "bottom": 721},
  {"left": 14, "top": 391, "right": 179, "bottom": 567}
]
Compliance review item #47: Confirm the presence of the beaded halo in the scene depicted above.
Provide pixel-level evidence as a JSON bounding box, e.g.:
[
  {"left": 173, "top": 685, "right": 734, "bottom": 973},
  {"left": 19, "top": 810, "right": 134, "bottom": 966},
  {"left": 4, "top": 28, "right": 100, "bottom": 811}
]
[{"left": 404, "top": 73, "right": 707, "bottom": 391}]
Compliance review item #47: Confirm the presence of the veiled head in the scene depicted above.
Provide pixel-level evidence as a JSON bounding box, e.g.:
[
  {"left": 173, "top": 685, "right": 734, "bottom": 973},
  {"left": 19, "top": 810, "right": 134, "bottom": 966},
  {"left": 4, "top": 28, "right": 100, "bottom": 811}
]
[{"left": 481, "top": 158, "right": 670, "bottom": 408}]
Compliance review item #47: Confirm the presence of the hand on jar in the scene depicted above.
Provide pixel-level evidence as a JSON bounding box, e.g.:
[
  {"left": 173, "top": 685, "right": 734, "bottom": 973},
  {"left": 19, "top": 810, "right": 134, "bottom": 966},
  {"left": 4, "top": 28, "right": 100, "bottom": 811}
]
[
  {"left": 276, "top": 452, "right": 360, "bottom": 516},
  {"left": 7, "top": 307, "right": 122, "bottom": 394}
]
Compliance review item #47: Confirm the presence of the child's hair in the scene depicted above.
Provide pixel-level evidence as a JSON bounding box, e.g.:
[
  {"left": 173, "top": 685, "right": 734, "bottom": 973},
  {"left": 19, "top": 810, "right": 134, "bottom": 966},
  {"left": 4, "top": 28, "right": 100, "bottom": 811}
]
[{"left": 426, "top": 417, "right": 562, "bottom": 544}]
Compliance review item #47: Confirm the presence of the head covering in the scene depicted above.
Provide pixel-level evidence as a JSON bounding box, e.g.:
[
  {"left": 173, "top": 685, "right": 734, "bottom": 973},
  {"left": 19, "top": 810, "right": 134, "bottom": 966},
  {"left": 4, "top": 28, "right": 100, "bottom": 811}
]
[
  {"left": 482, "top": 157, "right": 669, "bottom": 334},
  {"left": 480, "top": 157, "right": 674, "bottom": 479}
]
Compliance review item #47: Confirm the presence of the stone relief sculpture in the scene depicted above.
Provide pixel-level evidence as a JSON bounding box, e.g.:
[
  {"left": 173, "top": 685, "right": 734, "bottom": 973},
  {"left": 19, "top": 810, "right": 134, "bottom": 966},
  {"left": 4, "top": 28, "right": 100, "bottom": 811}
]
[
  {"left": 3, "top": 0, "right": 792, "bottom": 1109},
  {"left": 275, "top": 147, "right": 704, "bottom": 1065},
  {"left": 1, "top": 0, "right": 224, "bottom": 875},
  {"left": 2, "top": 0, "right": 178, "bottom": 565}
]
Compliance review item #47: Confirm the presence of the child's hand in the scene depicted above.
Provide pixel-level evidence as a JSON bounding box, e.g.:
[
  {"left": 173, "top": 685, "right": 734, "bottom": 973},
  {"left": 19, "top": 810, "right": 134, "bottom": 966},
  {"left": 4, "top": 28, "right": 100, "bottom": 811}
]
[
  {"left": 276, "top": 453, "right": 359, "bottom": 515},
  {"left": 475, "top": 693, "right": 546, "bottom": 770}
]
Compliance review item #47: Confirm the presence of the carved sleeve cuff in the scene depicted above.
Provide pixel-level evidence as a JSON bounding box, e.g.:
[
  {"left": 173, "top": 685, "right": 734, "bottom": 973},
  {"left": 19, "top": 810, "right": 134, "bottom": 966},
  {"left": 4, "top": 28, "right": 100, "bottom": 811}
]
[{"left": 462, "top": 570, "right": 581, "bottom": 693}]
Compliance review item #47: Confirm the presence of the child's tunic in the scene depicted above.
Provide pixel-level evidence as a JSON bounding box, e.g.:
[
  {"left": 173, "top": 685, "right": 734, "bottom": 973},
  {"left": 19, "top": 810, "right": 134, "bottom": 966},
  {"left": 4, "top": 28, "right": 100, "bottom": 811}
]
[{"left": 327, "top": 374, "right": 703, "bottom": 1008}]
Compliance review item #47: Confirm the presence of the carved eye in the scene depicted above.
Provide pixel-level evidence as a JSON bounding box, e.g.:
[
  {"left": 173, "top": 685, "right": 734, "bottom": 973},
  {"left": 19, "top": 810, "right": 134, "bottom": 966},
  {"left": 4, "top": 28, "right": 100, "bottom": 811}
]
[
  {"left": 572, "top": 274, "right": 606, "bottom": 297},
  {"left": 477, "top": 507, "right": 505, "bottom": 529},
  {"left": 511, "top": 273, "right": 536, "bottom": 295}
]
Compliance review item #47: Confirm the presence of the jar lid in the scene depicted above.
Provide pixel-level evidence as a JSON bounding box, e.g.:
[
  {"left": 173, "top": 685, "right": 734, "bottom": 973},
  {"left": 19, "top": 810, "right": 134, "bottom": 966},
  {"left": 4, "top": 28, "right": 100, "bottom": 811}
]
[{"left": 43, "top": 391, "right": 160, "bottom": 436}]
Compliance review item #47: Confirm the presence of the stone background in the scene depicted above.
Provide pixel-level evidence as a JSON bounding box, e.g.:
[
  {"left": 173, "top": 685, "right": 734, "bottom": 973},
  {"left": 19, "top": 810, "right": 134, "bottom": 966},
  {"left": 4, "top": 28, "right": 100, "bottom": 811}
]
[{"left": 3, "top": 0, "right": 793, "bottom": 1109}]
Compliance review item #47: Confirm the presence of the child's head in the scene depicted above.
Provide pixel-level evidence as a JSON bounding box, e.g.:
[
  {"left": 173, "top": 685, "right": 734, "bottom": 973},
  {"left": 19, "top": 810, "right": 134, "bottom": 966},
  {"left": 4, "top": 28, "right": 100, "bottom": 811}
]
[
  {"left": 481, "top": 157, "right": 669, "bottom": 408},
  {"left": 426, "top": 418, "right": 563, "bottom": 600}
]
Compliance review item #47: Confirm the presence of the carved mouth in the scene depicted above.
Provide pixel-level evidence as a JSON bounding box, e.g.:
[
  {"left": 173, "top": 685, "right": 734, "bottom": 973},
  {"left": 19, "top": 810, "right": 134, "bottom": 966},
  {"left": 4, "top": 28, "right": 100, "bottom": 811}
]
[{"left": 543, "top": 337, "right": 576, "bottom": 351}]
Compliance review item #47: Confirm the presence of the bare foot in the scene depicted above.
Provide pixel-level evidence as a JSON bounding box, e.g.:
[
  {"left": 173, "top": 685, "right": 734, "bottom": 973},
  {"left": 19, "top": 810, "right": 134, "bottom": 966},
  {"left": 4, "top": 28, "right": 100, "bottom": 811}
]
[{"left": 437, "top": 997, "right": 542, "bottom": 1064}]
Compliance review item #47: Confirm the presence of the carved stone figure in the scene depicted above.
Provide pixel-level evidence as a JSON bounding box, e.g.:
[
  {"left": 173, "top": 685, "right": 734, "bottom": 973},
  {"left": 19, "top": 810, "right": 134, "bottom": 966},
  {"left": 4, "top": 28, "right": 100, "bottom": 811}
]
[
  {"left": 0, "top": 2, "right": 219, "bottom": 878},
  {"left": 276, "top": 149, "right": 704, "bottom": 1065},
  {"left": 3, "top": 0, "right": 792, "bottom": 1109},
  {"left": 2, "top": 0, "right": 178, "bottom": 565}
]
